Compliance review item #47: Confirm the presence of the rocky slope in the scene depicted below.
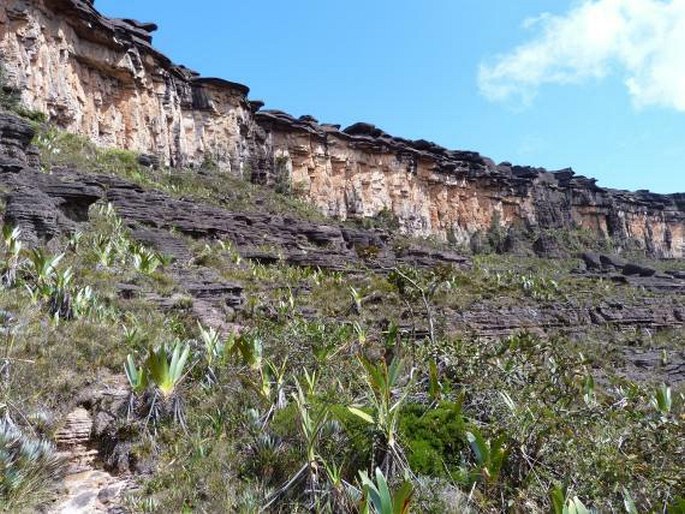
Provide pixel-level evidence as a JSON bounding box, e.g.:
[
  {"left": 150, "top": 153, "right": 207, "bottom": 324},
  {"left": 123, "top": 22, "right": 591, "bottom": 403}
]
[
  {"left": 0, "top": 100, "right": 683, "bottom": 511},
  {"left": 1, "top": 110, "right": 683, "bottom": 385},
  {"left": 2, "top": 0, "right": 685, "bottom": 256}
]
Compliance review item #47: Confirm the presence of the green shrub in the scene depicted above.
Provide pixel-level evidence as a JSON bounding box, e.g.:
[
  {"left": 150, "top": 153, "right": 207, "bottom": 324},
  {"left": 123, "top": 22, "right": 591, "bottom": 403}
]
[{"left": 400, "top": 401, "right": 467, "bottom": 478}]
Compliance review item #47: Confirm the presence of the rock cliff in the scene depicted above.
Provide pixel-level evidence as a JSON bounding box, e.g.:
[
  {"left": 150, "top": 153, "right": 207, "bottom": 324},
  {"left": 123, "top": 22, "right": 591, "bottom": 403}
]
[
  {"left": 0, "top": 0, "right": 266, "bottom": 174},
  {"left": 2, "top": 0, "right": 685, "bottom": 256}
]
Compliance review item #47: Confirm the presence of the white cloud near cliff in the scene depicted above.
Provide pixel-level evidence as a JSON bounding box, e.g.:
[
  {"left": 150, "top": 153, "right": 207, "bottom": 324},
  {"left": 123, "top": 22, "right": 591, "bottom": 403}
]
[{"left": 478, "top": 0, "right": 685, "bottom": 111}]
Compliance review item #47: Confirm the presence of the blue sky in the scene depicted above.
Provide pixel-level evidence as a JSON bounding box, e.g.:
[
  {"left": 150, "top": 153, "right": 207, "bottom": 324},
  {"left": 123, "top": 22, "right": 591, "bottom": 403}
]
[{"left": 96, "top": 0, "right": 685, "bottom": 194}]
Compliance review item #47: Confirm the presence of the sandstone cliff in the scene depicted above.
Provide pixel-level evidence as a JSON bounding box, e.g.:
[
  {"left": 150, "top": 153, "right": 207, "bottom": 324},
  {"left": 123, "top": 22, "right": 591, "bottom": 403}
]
[
  {"left": 0, "top": 0, "right": 266, "bottom": 174},
  {"left": 2, "top": 0, "right": 684, "bottom": 256},
  {"left": 257, "top": 112, "right": 685, "bottom": 257}
]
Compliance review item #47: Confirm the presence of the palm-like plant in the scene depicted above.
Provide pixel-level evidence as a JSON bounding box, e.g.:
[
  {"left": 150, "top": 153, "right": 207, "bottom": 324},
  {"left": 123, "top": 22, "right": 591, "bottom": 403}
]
[
  {"left": 359, "top": 467, "right": 413, "bottom": 514},
  {"left": 198, "top": 322, "right": 223, "bottom": 377},
  {"left": 348, "top": 357, "right": 412, "bottom": 477},
  {"left": 263, "top": 370, "right": 335, "bottom": 511},
  {"left": 146, "top": 342, "right": 190, "bottom": 399},
  {"left": 465, "top": 426, "right": 507, "bottom": 484},
  {"left": 124, "top": 354, "right": 149, "bottom": 395},
  {"left": 93, "top": 234, "right": 115, "bottom": 267},
  {"left": 292, "top": 371, "right": 331, "bottom": 506},
  {"left": 26, "top": 249, "right": 63, "bottom": 288},
  {"left": 230, "top": 334, "right": 263, "bottom": 371},
  {"left": 72, "top": 285, "right": 95, "bottom": 319},
  {"left": 651, "top": 383, "right": 672, "bottom": 415},
  {"left": 124, "top": 342, "right": 192, "bottom": 428},
  {"left": 48, "top": 267, "right": 74, "bottom": 320},
  {"left": 124, "top": 353, "right": 149, "bottom": 418},
  {"left": 131, "top": 245, "right": 163, "bottom": 275}
]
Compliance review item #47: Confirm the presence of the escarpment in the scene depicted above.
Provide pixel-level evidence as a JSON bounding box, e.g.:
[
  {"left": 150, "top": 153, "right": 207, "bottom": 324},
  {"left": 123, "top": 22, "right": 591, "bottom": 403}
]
[
  {"left": 0, "top": 0, "right": 266, "bottom": 174},
  {"left": 2, "top": 0, "right": 685, "bottom": 256}
]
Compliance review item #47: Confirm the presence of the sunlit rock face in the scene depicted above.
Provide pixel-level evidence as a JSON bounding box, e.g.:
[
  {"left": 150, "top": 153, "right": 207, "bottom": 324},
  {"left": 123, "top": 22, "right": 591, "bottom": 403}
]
[
  {"left": 257, "top": 112, "right": 685, "bottom": 258},
  {"left": 0, "top": 0, "right": 265, "bottom": 173},
  {"left": 1, "top": 0, "right": 684, "bottom": 256}
]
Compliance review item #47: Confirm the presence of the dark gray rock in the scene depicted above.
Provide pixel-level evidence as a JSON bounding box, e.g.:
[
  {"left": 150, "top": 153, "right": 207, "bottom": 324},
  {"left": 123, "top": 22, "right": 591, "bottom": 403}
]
[
  {"left": 137, "top": 154, "right": 160, "bottom": 169},
  {"left": 0, "top": 112, "right": 36, "bottom": 172},
  {"left": 600, "top": 254, "right": 627, "bottom": 269},
  {"left": 533, "top": 233, "right": 564, "bottom": 258},
  {"left": 581, "top": 252, "right": 602, "bottom": 270},
  {"left": 622, "top": 263, "right": 657, "bottom": 277}
]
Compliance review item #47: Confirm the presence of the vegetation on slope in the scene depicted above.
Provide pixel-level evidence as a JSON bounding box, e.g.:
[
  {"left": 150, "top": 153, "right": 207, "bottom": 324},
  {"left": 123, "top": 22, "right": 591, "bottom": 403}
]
[{"left": 0, "top": 113, "right": 682, "bottom": 512}]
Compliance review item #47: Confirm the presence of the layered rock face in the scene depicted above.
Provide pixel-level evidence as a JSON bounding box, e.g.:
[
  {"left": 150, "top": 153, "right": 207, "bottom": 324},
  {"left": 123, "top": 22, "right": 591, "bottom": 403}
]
[
  {"left": 2, "top": 0, "right": 685, "bottom": 256},
  {"left": 0, "top": 0, "right": 266, "bottom": 173},
  {"left": 257, "top": 112, "right": 685, "bottom": 258}
]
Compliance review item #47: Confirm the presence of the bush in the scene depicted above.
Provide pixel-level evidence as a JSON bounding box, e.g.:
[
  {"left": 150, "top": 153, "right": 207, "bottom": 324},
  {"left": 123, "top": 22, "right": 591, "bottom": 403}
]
[{"left": 400, "top": 400, "right": 467, "bottom": 478}]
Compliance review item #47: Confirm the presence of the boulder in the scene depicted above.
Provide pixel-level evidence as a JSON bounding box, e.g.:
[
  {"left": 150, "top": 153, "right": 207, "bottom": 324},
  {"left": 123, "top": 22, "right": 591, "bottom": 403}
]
[
  {"left": 580, "top": 251, "right": 602, "bottom": 270},
  {"left": 622, "top": 263, "right": 657, "bottom": 277},
  {"left": 599, "top": 254, "right": 627, "bottom": 269}
]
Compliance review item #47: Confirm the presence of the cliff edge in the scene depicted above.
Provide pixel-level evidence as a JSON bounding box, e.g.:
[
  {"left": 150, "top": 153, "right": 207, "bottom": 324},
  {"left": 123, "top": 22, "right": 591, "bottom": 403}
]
[{"left": 1, "top": 0, "right": 684, "bottom": 256}]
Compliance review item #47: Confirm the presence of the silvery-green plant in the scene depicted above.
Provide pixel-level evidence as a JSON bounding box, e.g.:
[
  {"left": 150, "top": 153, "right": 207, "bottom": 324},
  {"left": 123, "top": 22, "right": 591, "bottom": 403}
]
[
  {"left": 651, "top": 383, "right": 672, "bottom": 415},
  {"left": 146, "top": 341, "right": 191, "bottom": 399},
  {"left": 0, "top": 420, "right": 64, "bottom": 510},
  {"left": 126, "top": 342, "right": 191, "bottom": 427},
  {"left": 198, "top": 322, "right": 223, "bottom": 368},
  {"left": 124, "top": 354, "right": 149, "bottom": 395},
  {"left": 26, "top": 249, "right": 63, "bottom": 288},
  {"left": 48, "top": 267, "right": 74, "bottom": 320},
  {"left": 130, "top": 244, "right": 163, "bottom": 275},
  {"left": 72, "top": 285, "right": 95, "bottom": 319}
]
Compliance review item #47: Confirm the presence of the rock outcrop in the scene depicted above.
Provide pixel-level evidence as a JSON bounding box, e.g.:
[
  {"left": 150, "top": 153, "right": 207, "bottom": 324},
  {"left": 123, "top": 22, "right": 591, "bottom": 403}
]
[
  {"left": 0, "top": 110, "right": 470, "bottom": 274},
  {"left": 1, "top": 105, "right": 684, "bottom": 385},
  {"left": 2, "top": 0, "right": 685, "bottom": 256},
  {"left": 0, "top": 0, "right": 266, "bottom": 173},
  {"left": 257, "top": 112, "right": 685, "bottom": 257}
]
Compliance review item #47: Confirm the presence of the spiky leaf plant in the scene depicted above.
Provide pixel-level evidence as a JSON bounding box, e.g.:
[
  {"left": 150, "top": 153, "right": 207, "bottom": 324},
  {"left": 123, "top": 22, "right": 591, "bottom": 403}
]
[
  {"left": 359, "top": 467, "right": 413, "bottom": 514},
  {"left": 651, "top": 383, "right": 672, "bottom": 415},
  {"left": 0, "top": 226, "right": 22, "bottom": 288},
  {"left": 137, "top": 342, "right": 192, "bottom": 428},
  {"left": 146, "top": 342, "right": 190, "bottom": 398},
  {"left": 348, "top": 357, "right": 412, "bottom": 477},
  {"left": 0, "top": 420, "right": 64, "bottom": 511},
  {"left": 26, "top": 249, "right": 63, "bottom": 287},
  {"left": 465, "top": 426, "right": 507, "bottom": 484},
  {"left": 48, "top": 267, "right": 74, "bottom": 320},
  {"left": 124, "top": 354, "right": 149, "bottom": 395}
]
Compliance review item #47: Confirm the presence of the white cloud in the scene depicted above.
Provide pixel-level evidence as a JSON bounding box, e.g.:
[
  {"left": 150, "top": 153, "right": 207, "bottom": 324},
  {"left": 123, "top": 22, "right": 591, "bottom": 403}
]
[{"left": 479, "top": 0, "right": 685, "bottom": 111}]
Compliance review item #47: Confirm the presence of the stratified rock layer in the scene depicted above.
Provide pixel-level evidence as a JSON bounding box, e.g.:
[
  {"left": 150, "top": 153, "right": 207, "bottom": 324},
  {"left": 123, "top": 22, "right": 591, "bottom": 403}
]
[
  {"left": 257, "top": 112, "right": 685, "bottom": 257},
  {"left": 1, "top": 108, "right": 684, "bottom": 384},
  {"left": 1, "top": 0, "right": 685, "bottom": 255},
  {"left": 0, "top": 0, "right": 266, "bottom": 173}
]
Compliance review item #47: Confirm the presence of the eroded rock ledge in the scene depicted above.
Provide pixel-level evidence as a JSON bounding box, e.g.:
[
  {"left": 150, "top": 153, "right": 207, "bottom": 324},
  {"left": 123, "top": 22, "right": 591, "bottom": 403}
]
[
  {"left": 0, "top": 0, "right": 265, "bottom": 174},
  {"left": 257, "top": 111, "right": 685, "bottom": 257},
  {"left": 1, "top": 0, "right": 684, "bottom": 256}
]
